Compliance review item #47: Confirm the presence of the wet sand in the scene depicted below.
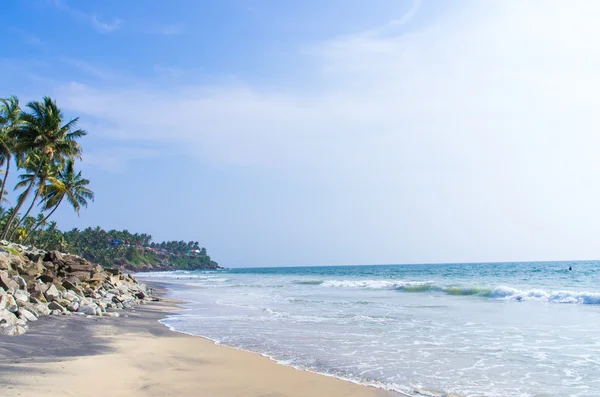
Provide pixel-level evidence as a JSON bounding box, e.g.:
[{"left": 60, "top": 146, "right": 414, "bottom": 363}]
[{"left": 0, "top": 285, "right": 398, "bottom": 397}]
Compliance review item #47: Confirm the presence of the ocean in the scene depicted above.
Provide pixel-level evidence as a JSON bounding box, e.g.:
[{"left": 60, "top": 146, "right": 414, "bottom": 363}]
[{"left": 136, "top": 261, "right": 600, "bottom": 397}]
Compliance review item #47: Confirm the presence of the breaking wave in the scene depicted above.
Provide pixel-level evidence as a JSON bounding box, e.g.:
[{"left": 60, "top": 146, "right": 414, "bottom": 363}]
[{"left": 316, "top": 279, "right": 600, "bottom": 304}]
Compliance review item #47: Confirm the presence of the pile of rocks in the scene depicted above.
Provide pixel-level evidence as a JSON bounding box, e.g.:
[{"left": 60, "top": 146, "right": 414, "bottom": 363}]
[{"left": 0, "top": 243, "right": 151, "bottom": 336}]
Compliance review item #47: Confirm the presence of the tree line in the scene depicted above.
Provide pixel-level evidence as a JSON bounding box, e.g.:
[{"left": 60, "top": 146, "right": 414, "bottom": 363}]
[{"left": 35, "top": 226, "right": 219, "bottom": 270}]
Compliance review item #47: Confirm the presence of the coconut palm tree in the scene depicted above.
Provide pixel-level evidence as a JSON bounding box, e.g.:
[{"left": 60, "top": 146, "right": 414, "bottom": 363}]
[
  {"left": 24, "top": 160, "right": 93, "bottom": 243},
  {"left": 0, "top": 96, "right": 21, "bottom": 207},
  {"left": 8, "top": 153, "right": 58, "bottom": 240},
  {"left": 1, "top": 97, "right": 86, "bottom": 240}
]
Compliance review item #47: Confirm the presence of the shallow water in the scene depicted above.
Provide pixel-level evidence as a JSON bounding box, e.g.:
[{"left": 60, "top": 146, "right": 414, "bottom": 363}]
[{"left": 137, "top": 261, "right": 600, "bottom": 397}]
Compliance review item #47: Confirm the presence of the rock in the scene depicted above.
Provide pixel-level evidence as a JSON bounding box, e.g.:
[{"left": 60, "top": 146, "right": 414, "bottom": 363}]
[
  {"left": 25, "top": 251, "right": 43, "bottom": 262},
  {"left": 33, "top": 303, "right": 51, "bottom": 316},
  {"left": 62, "top": 290, "right": 80, "bottom": 302},
  {"left": 1, "top": 323, "right": 16, "bottom": 335},
  {"left": 0, "top": 294, "right": 18, "bottom": 312},
  {"left": 44, "top": 250, "right": 64, "bottom": 263},
  {"left": 77, "top": 303, "right": 99, "bottom": 316},
  {"left": 50, "top": 309, "right": 61, "bottom": 316},
  {"left": 0, "top": 270, "right": 19, "bottom": 292},
  {"left": 13, "top": 290, "right": 29, "bottom": 304},
  {"left": 62, "top": 278, "right": 79, "bottom": 290},
  {"left": 66, "top": 264, "right": 95, "bottom": 273},
  {"left": 44, "top": 284, "right": 61, "bottom": 302},
  {"left": 69, "top": 271, "right": 91, "bottom": 282},
  {"left": 17, "top": 308, "right": 37, "bottom": 322},
  {"left": 48, "top": 301, "right": 66, "bottom": 312},
  {"left": 37, "top": 274, "right": 54, "bottom": 284},
  {"left": 0, "top": 309, "right": 18, "bottom": 325},
  {"left": 0, "top": 253, "right": 10, "bottom": 271},
  {"left": 134, "top": 291, "right": 146, "bottom": 299},
  {"left": 11, "top": 275, "right": 27, "bottom": 290},
  {"left": 66, "top": 301, "right": 79, "bottom": 312},
  {"left": 103, "top": 312, "right": 119, "bottom": 317}
]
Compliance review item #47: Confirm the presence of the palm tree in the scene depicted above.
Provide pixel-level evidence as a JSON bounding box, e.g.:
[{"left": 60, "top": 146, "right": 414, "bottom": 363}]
[
  {"left": 8, "top": 153, "right": 58, "bottom": 240},
  {"left": 24, "top": 160, "right": 93, "bottom": 243},
  {"left": 1, "top": 97, "right": 86, "bottom": 240},
  {"left": 0, "top": 96, "right": 21, "bottom": 207}
]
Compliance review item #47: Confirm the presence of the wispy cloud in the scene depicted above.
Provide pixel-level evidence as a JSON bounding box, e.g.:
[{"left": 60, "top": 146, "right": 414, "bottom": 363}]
[
  {"left": 53, "top": 0, "right": 122, "bottom": 33},
  {"left": 83, "top": 147, "right": 164, "bottom": 173},
  {"left": 155, "top": 23, "right": 185, "bottom": 36},
  {"left": 91, "top": 14, "right": 122, "bottom": 33},
  {"left": 51, "top": 1, "right": 600, "bottom": 182}
]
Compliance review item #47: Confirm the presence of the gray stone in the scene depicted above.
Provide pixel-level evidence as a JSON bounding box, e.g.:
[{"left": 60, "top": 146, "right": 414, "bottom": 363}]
[
  {"left": 33, "top": 303, "right": 51, "bottom": 316},
  {"left": 48, "top": 301, "right": 66, "bottom": 312},
  {"left": 17, "top": 308, "right": 37, "bottom": 322},
  {"left": 50, "top": 309, "right": 61, "bottom": 316},
  {"left": 62, "top": 290, "right": 80, "bottom": 302},
  {"left": 0, "top": 294, "right": 18, "bottom": 312},
  {"left": 77, "top": 303, "right": 98, "bottom": 316},
  {"left": 11, "top": 275, "right": 27, "bottom": 290},
  {"left": 44, "top": 284, "right": 61, "bottom": 302},
  {"left": 0, "top": 309, "right": 18, "bottom": 325},
  {"left": 0, "top": 253, "right": 10, "bottom": 271},
  {"left": 13, "top": 289, "right": 29, "bottom": 304},
  {"left": 66, "top": 301, "right": 79, "bottom": 312},
  {"left": 0, "top": 270, "right": 18, "bottom": 291}
]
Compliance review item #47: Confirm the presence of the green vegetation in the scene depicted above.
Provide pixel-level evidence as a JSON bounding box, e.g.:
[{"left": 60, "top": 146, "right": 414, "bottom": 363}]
[
  {"left": 0, "top": 95, "right": 220, "bottom": 271},
  {"left": 0, "top": 95, "right": 92, "bottom": 242},
  {"left": 32, "top": 226, "right": 220, "bottom": 270}
]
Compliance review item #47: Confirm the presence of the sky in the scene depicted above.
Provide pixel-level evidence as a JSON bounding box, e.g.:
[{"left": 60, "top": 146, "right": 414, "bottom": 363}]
[{"left": 2, "top": 0, "right": 600, "bottom": 267}]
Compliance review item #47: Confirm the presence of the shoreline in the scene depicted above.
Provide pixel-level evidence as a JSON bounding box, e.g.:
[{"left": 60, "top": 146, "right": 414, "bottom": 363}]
[{"left": 0, "top": 280, "right": 399, "bottom": 397}]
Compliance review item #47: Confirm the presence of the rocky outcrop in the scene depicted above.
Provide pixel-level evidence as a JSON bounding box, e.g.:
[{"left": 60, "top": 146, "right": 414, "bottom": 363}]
[{"left": 0, "top": 242, "right": 153, "bottom": 336}]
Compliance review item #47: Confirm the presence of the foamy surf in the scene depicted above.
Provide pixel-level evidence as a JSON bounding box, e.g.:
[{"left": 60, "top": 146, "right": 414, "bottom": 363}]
[{"left": 137, "top": 260, "right": 600, "bottom": 397}]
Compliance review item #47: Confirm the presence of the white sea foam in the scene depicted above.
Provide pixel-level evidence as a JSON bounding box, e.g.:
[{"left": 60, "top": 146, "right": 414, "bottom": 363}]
[{"left": 321, "top": 279, "right": 433, "bottom": 289}]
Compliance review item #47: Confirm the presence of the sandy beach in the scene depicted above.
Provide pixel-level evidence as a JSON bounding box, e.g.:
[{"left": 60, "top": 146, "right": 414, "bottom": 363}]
[{"left": 0, "top": 285, "right": 396, "bottom": 397}]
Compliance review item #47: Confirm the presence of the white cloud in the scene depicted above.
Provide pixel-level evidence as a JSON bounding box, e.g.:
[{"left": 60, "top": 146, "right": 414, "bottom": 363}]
[
  {"left": 50, "top": 0, "right": 600, "bottom": 261},
  {"left": 56, "top": 0, "right": 600, "bottom": 177},
  {"left": 53, "top": 0, "right": 121, "bottom": 33},
  {"left": 83, "top": 147, "right": 163, "bottom": 173},
  {"left": 91, "top": 15, "right": 121, "bottom": 33}
]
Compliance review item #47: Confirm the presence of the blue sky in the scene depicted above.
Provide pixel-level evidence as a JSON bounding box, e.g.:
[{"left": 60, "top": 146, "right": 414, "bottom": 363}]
[{"left": 3, "top": 1, "right": 600, "bottom": 267}]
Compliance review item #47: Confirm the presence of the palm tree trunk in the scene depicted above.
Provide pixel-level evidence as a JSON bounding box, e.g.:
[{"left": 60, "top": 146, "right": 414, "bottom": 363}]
[
  {"left": 0, "top": 157, "right": 45, "bottom": 240},
  {"left": 8, "top": 181, "right": 44, "bottom": 240},
  {"left": 23, "top": 197, "right": 63, "bottom": 245},
  {"left": 0, "top": 158, "right": 11, "bottom": 210}
]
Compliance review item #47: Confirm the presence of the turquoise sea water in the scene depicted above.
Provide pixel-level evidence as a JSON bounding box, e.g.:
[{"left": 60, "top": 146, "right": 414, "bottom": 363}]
[{"left": 137, "top": 261, "right": 600, "bottom": 397}]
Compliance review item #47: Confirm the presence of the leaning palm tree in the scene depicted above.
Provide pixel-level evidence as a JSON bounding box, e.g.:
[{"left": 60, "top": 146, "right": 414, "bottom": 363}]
[
  {"left": 24, "top": 160, "right": 93, "bottom": 243},
  {"left": 0, "top": 96, "right": 21, "bottom": 207},
  {"left": 1, "top": 97, "right": 86, "bottom": 240},
  {"left": 8, "top": 153, "right": 58, "bottom": 240}
]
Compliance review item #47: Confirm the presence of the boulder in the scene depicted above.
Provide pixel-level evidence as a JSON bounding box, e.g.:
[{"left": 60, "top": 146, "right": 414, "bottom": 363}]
[
  {"left": 66, "top": 264, "right": 95, "bottom": 273},
  {"left": 48, "top": 301, "right": 66, "bottom": 312},
  {"left": 44, "top": 250, "right": 64, "bottom": 264},
  {"left": 62, "top": 290, "right": 80, "bottom": 302},
  {"left": 0, "top": 270, "right": 19, "bottom": 291},
  {"left": 44, "top": 284, "right": 61, "bottom": 302},
  {"left": 13, "top": 290, "right": 29, "bottom": 304},
  {"left": 66, "top": 301, "right": 79, "bottom": 312},
  {"left": 62, "top": 278, "right": 79, "bottom": 290},
  {"left": 33, "top": 303, "right": 51, "bottom": 316},
  {"left": 0, "top": 253, "right": 10, "bottom": 271},
  {"left": 37, "top": 274, "right": 54, "bottom": 284},
  {"left": 0, "top": 294, "right": 18, "bottom": 312},
  {"left": 69, "top": 271, "right": 91, "bottom": 282},
  {"left": 77, "top": 303, "right": 99, "bottom": 316},
  {"left": 11, "top": 275, "right": 27, "bottom": 290},
  {"left": 0, "top": 309, "right": 18, "bottom": 325},
  {"left": 17, "top": 308, "right": 37, "bottom": 322}
]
